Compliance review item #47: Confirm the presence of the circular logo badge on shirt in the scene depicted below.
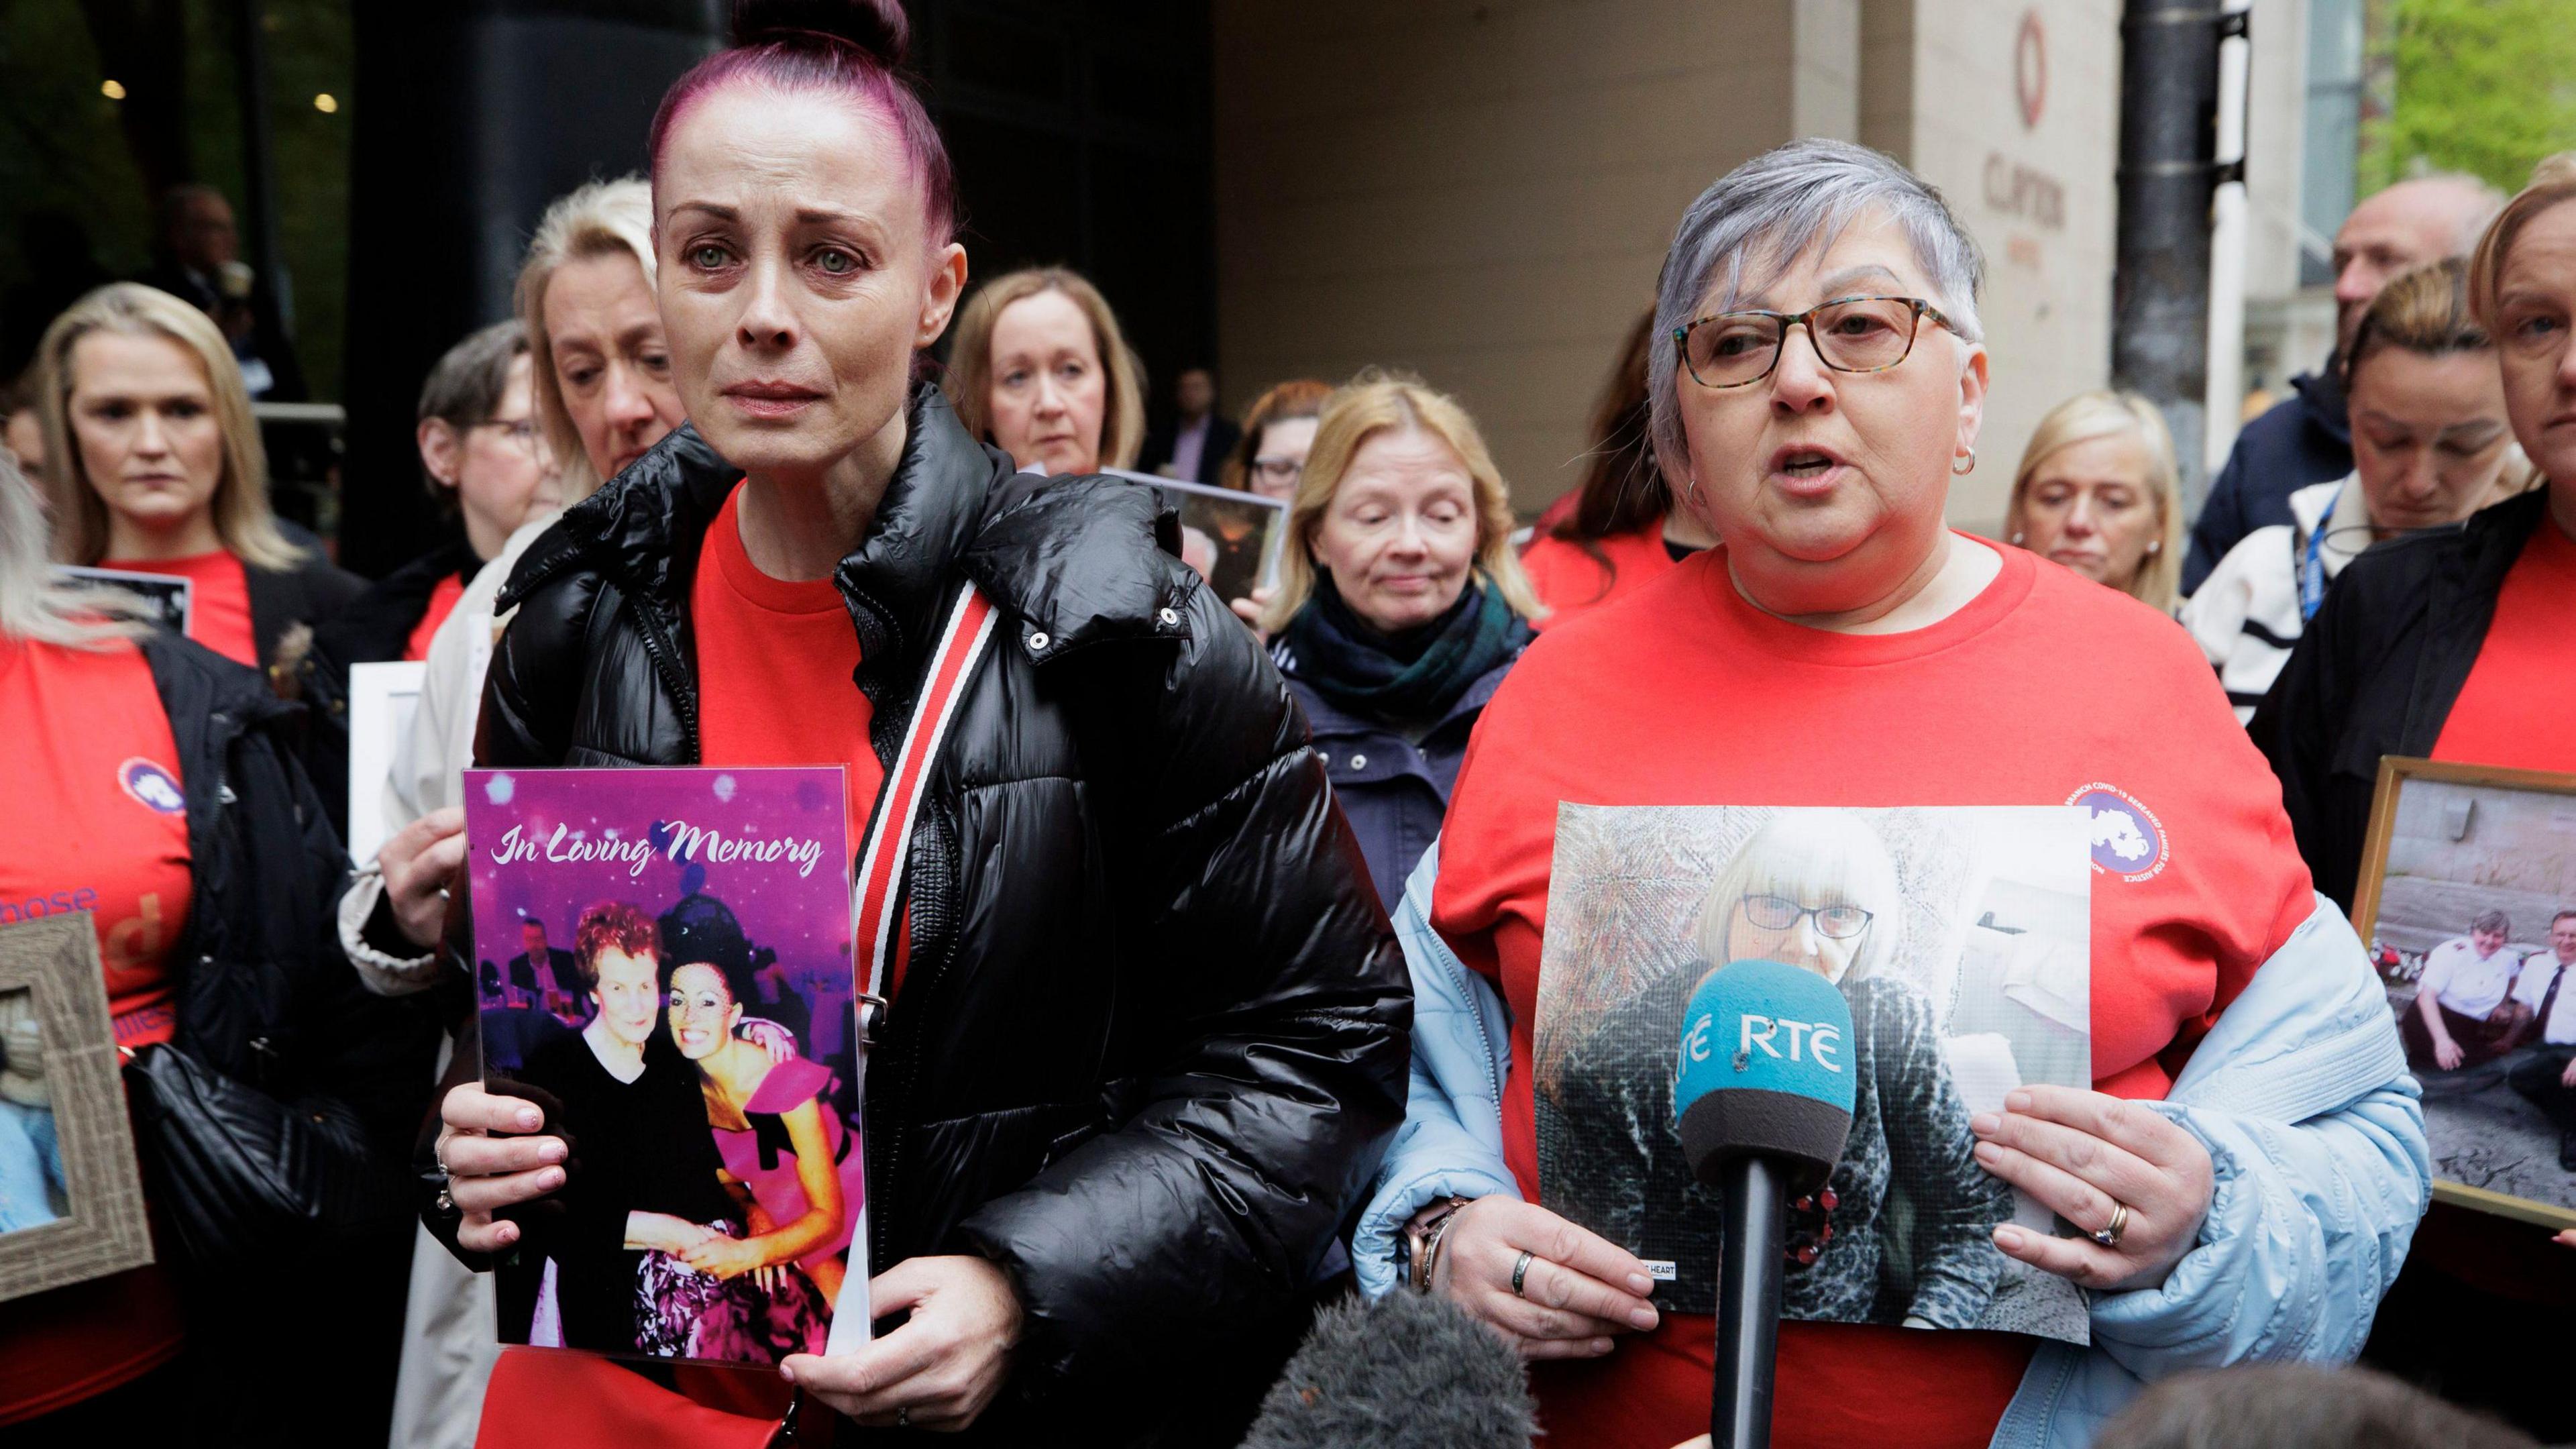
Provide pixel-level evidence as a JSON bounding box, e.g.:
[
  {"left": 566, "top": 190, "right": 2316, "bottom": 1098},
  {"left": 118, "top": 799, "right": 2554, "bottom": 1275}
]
[
  {"left": 119, "top": 757, "right": 186, "bottom": 816},
  {"left": 2068, "top": 783, "right": 2167, "bottom": 882}
]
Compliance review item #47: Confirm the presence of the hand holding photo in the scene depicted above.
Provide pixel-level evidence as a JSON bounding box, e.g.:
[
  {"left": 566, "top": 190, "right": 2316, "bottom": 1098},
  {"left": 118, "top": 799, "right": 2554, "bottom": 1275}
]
[
  {"left": 1535, "top": 804, "right": 2094, "bottom": 1344},
  {"left": 2352, "top": 757, "right": 2576, "bottom": 1228},
  {"left": 1104, "top": 467, "right": 1288, "bottom": 610},
  {"left": 0, "top": 913, "right": 153, "bottom": 1303}
]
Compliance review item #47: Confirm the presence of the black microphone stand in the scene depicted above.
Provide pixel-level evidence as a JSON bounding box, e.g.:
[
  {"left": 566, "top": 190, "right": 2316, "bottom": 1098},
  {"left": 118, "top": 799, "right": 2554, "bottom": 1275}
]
[{"left": 1713, "top": 1155, "right": 1788, "bottom": 1449}]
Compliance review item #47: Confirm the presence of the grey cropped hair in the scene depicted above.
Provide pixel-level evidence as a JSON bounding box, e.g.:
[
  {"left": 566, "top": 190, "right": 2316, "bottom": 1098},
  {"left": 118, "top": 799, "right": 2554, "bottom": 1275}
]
[{"left": 1647, "top": 138, "right": 1986, "bottom": 483}]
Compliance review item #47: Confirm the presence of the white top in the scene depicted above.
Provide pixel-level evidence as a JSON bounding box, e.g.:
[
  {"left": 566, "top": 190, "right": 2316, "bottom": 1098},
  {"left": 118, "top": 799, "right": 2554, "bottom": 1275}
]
[
  {"left": 2418, "top": 935, "right": 2523, "bottom": 1019},
  {"left": 2180, "top": 475, "right": 2367, "bottom": 724},
  {"left": 2512, "top": 952, "right": 2576, "bottom": 1046},
  {"left": 338, "top": 513, "right": 559, "bottom": 996}
]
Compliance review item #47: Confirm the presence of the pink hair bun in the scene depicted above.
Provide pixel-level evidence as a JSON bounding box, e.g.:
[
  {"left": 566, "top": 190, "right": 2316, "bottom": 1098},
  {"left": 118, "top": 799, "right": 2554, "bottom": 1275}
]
[{"left": 730, "top": 0, "right": 910, "bottom": 68}]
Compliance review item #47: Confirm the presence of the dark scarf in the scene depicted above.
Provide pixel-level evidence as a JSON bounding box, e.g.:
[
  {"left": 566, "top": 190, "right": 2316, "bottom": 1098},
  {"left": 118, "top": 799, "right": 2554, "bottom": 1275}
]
[{"left": 1284, "top": 571, "right": 1530, "bottom": 724}]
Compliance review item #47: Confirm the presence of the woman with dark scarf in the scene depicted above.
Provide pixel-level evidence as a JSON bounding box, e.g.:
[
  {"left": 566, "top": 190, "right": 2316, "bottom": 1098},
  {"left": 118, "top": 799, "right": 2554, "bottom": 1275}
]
[{"left": 1261, "top": 371, "right": 1545, "bottom": 909}]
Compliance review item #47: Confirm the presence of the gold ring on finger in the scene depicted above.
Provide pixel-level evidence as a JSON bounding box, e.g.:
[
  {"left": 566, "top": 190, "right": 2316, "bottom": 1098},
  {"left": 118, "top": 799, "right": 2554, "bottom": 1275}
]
[
  {"left": 1511, "top": 1249, "right": 1536, "bottom": 1297},
  {"left": 2089, "top": 1200, "right": 2129, "bottom": 1249}
]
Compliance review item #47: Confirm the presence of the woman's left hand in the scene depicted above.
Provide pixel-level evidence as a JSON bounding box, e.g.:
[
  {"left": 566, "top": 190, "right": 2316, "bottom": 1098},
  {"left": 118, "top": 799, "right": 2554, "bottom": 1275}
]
[
  {"left": 1970, "top": 1083, "right": 2214, "bottom": 1292},
  {"left": 380, "top": 807, "right": 467, "bottom": 949},
  {"left": 782, "top": 1254, "right": 1022, "bottom": 1431}
]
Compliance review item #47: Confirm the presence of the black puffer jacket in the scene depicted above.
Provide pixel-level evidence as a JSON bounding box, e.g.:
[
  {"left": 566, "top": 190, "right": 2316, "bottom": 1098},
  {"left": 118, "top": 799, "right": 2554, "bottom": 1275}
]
[
  {"left": 2251, "top": 488, "right": 2547, "bottom": 909},
  {"left": 131, "top": 631, "right": 442, "bottom": 1440},
  {"left": 475, "top": 388, "right": 1410, "bottom": 1439}
]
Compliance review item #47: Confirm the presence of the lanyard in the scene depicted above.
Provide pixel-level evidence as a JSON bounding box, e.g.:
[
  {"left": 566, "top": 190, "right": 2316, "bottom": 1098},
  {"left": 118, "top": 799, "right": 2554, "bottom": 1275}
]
[
  {"left": 850, "top": 583, "right": 1000, "bottom": 1039},
  {"left": 2297, "top": 521, "right": 2331, "bottom": 623}
]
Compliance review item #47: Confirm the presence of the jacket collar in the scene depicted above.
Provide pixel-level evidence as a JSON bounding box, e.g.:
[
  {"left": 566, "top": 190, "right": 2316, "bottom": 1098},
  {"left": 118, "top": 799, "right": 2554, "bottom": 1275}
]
[
  {"left": 959, "top": 474, "right": 1188, "bottom": 659},
  {"left": 2400, "top": 484, "right": 2548, "bottom": 750},
  {"left": 832, "top": 387, "right": 998, "bottom": 674},
  {"left": 506, "top": 385, "right": 1001, "bottom": 655},
  {"left": 498, "top": 386, "right": 1189, "bottom": 753},
  {"left": 2291, "top": 355, "right": 2353, "bottom": 446}
]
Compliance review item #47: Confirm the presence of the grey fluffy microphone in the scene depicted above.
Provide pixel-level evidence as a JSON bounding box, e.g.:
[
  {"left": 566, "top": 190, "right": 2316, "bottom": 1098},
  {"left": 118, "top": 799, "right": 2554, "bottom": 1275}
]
[{"left": 1238, "top": 1290, "right": 1536, "bottom": 1449}]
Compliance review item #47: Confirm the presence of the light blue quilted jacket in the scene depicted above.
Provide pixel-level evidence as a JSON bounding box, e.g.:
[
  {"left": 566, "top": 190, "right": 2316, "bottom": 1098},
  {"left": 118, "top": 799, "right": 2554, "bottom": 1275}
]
[{"left": 1354, "top": 842, "right": 2430, "bottom": 1449}]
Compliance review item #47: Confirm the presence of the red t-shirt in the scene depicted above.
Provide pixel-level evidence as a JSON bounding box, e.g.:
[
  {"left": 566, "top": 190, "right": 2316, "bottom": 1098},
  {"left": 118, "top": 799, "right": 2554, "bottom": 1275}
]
[
  {"left": 689, "top": 484, "right": 900, "bottom": 991},
  {"left": 101, "top": 550, "right": 256, "bottom": 667},
  {"left": 2433, "top": 513, "right": 2576, "bottom": 769},
  {"left": 1430, "top": 542, "right": 2314, "bottom": 1449},
  {"left": 0, "top": 632, "right": 193, "bottom": 1424},
  {"left": 1519, "top": 521, "right": 1680, "bottom": 633},
  {"left": 403, "top": 570, "right": 469, "bottom": 662}
]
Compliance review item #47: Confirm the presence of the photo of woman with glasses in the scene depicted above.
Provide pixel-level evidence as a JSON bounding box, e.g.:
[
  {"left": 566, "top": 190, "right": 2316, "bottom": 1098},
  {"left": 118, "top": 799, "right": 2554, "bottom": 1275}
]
[{"left": 1538, "top": 808, "right": 2015, "bottom": 1332}]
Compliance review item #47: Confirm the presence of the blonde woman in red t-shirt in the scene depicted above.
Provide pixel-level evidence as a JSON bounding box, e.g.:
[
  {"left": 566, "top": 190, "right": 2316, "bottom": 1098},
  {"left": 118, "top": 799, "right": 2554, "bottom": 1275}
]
[
  {"left": 34, "top": 282, "right": 361, "bottom": 673},
  {"left": 1357, "top": 138, "right": 2425, "bottom": 1449},
  {"left": 0, "top": 453, "right": 438, "bottom": 1439}
]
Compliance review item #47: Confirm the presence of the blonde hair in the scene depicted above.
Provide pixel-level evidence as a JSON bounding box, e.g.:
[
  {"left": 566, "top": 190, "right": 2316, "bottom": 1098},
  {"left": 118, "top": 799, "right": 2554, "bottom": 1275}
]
[
  {"left": 515, "top": 177, "right": 658, "bottom": 502},
  {"left": 2005, "top": 390, "right": 2185, "bottom": 612},
  {"left": 1258, "top": 369, "right": 1546, "bottom": 632},
  {"left": 1, "top": 450, "right": 150, "bottom": 648},
  {"left": 943, "top": 267, "right": 1145, "bottom": 471},
  {"left": 1694, "top": 809, "right": 1900, "bottom": 983},
  {"left": 2467, "top": 152, "right": 2576, "bottom": 336},
  {"left": 36, "top": 282, "right": 297, "bottom": 570}
]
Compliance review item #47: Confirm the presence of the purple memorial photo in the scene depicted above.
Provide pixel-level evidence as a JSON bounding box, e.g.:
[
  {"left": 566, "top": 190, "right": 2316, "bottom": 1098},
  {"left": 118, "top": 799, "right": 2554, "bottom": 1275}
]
[{"left": 464, "top": 765, "right": 869, "bottom": 1365}]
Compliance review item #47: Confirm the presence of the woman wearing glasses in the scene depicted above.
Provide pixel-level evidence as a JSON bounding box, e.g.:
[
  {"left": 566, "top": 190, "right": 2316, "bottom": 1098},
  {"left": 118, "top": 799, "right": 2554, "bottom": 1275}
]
[
  {"left": 1352, "top": 140, "right": 2424, "bottom": 1449},
  {"left": 2182, "top": 259, "right": 2515, "bottom": 723},
  {"left": 1544, "top": 811, "right": 2008, "bottom": 1335},
  {"left": 288, "top": 320, "right": 559, "bottom": 835}
]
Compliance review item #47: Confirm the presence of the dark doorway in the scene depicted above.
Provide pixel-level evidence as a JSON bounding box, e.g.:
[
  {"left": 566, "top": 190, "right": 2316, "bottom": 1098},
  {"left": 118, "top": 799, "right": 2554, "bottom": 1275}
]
[{"left": 910, "top": 1, "right": 1217, "bottom": 427}]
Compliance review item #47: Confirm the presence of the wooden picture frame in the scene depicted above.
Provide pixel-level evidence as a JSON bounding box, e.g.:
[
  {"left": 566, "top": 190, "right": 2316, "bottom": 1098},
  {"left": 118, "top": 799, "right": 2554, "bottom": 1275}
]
[
  {"left": 2351, "top": 756, "right": 2576, "bottom": 1229},
  {"left": 0, "top": 912, "right": 154, "bottom": 1301}
]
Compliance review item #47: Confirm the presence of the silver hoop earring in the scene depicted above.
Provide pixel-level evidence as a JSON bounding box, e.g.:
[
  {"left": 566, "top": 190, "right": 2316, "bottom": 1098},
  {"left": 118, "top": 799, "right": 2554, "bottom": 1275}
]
[
  {"left": 1951, "top": 448, "right": 1976, "bottom": 476},
  {"left": 1686, "top": 474, "right": 1705, "bottom": 509}
]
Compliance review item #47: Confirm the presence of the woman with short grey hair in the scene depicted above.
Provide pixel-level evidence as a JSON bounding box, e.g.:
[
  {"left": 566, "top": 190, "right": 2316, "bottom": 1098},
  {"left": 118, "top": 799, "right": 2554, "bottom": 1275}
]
[{"left": 1356, "top": 138, "right": 2424, "bottom": 1448}]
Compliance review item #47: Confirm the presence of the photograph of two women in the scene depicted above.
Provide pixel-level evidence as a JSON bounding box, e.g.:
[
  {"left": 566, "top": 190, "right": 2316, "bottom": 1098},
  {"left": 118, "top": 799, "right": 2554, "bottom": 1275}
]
[{"left": 464, "top": 766, "right": 867, "bottom": 1366}]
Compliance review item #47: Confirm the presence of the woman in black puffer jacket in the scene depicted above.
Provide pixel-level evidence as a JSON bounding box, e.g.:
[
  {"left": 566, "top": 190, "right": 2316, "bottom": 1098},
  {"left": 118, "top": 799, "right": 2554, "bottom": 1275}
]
[{"left": 414, "top": 5, "right": 1407, "bottom": 1443}]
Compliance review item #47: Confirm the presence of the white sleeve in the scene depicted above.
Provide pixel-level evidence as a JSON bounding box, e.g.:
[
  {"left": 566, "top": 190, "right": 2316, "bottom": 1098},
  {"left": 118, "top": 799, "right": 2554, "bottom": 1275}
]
[
  {"left": 2178, "top": 538, "right": 2258, "bottom": 668},
  {"left": 2416, "top": 943, "right": 2457, "bottom": 998}
]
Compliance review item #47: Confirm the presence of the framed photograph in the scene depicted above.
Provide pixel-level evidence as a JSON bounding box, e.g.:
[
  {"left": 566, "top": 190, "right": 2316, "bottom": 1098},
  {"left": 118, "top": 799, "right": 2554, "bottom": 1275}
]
[
  {"left": 2351, "top": 756, "right": 2576, "bottom": 1229},
  {"left": 464, "top": 766, "right": 870, "bottom": 1364},
  {"left": 52, "top": 565, "right": 192, "bottom": 635},
  {"left": 1535, "top": 804, "right": 2094, "bottom": 1344},
  {"left": 1106, "top": 468, "right": 1289, "bottom": 611},
  {"left": 345, "top": 659, "right": 429, "bottom": 863},
  {"left": 0, "top": 912, "right": 154, "bottom": 1303}
]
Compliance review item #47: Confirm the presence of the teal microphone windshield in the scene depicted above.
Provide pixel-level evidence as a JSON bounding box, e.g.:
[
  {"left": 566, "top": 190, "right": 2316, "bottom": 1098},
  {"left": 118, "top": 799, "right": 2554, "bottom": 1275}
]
[{"left": 1674, "top": 959, "right": 1858, "bottom": 1194}]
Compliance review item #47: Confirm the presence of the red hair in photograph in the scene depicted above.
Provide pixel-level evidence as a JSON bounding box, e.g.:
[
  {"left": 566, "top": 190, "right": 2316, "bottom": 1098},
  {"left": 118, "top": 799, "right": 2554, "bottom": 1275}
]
[{"left": 571, "top": 902, "right": 662, "bottom": 991}]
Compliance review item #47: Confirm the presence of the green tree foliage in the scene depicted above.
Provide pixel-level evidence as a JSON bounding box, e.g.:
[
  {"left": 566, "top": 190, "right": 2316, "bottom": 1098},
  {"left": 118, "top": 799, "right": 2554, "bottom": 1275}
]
[
  {"left": 2363, "top": 0, "right": 2576, "bottom": 195},
  {"left": 0, "top": 1, "right": 350, "bottom": 397}
]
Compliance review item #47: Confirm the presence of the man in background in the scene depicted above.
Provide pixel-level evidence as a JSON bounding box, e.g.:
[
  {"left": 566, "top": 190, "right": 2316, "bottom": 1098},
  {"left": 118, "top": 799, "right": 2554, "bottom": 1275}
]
[
  {"left": 2405, "top": 908, "right": 2532, "bottom": 1072},
  {"left": 2184, "top": 174, "right": 2503, "bottom": 592},
  {"left": 137, "top": 183, "right": 305, "bottom": 401},
  {"left": 506, "top": 916, "right": 578, "bottom": 1014},
  {"left": 2507, "top": 910, "right": 2576, "bottom": 1169},
  {"left": 1144, "top": 366, "right": 1241, "bottom": 485}
]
